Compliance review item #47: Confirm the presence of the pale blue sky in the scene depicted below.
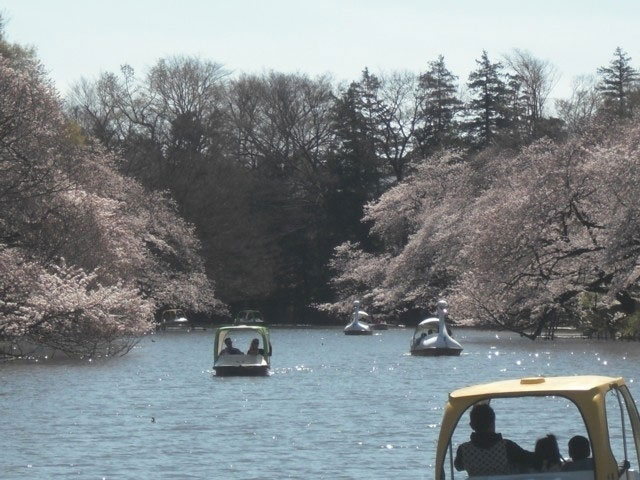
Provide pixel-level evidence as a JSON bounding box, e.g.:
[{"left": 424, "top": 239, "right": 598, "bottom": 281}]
[{"left": 2, "top": 0, "right": 639, "bottom": 101}]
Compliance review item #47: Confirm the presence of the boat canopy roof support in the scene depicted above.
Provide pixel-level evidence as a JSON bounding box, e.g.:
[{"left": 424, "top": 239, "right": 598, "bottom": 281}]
[
  {"left": 213, "top": 325, "right": 271, "bottom": 360},
  {"left": 436, "top": 376, "right": 640, "bottom": 480},
  {"left": 449, "top": 375, "right": 625, "bottom": 402}
]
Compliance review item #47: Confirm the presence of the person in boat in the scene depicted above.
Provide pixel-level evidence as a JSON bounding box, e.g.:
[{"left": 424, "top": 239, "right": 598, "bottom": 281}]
[
  {"left": 220, "top": 337, "right": 243, "bottom": 355},
  {"left": 532, "top": 434, "right": 563, "bottom": 472},
  {"left": 454, "top": 403, "right": 534, "bottom": 476},
  {"left": 562, "top": 435, "right": 594, "bottom": 471},
  {"left": 415, "top": 332, "right": 427, "bottom": 346},
  {"left": 247, "top": 338, "right": 260, "bottom": 355}
]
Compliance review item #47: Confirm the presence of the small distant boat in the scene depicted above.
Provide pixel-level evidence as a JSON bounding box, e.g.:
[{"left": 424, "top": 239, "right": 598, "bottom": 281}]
[
  {"left": 156, "top": 308, "right": 189, "bottom": 331},
  {"left": 410, "top": 300, "right": 462, "bottom": 356},
  {"left": 233, "top": 309, "right": 266, "bottom": 326},
  {"left": 213, "top": 325, "right": 271, "bottom": 376},
  {"left": 371, "top": 319, "right": 389, "bottom": 330},
  {"left": 344, "top": 300, "right": 373, "bottom": 335}
]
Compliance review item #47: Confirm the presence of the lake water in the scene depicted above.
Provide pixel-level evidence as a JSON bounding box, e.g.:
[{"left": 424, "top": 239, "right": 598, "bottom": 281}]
[{"left": 1, "top": 328, "right": 639, "bottom": 479}]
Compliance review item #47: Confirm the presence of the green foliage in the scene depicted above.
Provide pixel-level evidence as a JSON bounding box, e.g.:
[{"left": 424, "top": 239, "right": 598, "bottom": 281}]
[
  {"left": 56, "top": 29, "right": 640, "bottom": 330},
  {"left": 465, "top": 51, "right": 509, "bottom": 148},
  {"left": 597, "top": 47, "right": 639, "bottom": 119},
  {"left": 0, "top": 33, "right": 223, "bottom": 356},
  {"left": 416, "top": 55, "right": 463, "bottom": 155}
]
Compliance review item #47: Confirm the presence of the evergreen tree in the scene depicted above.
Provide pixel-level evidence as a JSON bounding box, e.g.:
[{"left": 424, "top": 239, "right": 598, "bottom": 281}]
[
  {"left": 465, "top": 51, "right": 508, "bottom": 148},
  {"left": 597, "top": 47, "right": 639, "bottom": 118},
  {"left": 326, "top": 71, "right": 384, "bottom": 247},
  {"left": 355, "top": 68, "right": 385, "bottom": 136},
  {"left": 416, "top": 55, "right": 462, "bottom": 155}
]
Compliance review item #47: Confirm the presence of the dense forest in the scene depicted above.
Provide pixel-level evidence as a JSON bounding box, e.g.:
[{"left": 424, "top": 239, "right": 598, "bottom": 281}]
[{"left": 1, "top": 16, "right": 640, "bottom": 356}]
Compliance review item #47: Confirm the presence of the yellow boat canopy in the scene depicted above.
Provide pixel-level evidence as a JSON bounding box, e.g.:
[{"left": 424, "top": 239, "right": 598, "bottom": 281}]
[
  {"left": 449, "top": 375, "right": 625, "bottom": 402},
  {"left": 436, "top": 376, "right": 640, "bottom": 480}
]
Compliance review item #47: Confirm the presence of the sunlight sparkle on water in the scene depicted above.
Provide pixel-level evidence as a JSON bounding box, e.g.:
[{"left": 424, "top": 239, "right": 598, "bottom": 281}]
[{"left": 516, "top": 360, "right": 522, "bottom": 365}]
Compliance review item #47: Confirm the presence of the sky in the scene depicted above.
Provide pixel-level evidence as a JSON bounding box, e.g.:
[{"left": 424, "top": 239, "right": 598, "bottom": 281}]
[{"left": 2, "top": 0, "right": 640, "bottom": 102}]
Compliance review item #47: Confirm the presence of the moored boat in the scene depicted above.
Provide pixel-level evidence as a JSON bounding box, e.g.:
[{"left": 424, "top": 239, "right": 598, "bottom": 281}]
[
  {"left": 213, "top": 325, "right": 271, "bottom": 376},
  {"left": 156, "top": 308, "right": 189, "bottom": 331},
  {"left": 233, "top": 309, "right": 266, "bottom": 325},
  {"left": 371, "top": 320, "right": 389, "bottom": 330}
]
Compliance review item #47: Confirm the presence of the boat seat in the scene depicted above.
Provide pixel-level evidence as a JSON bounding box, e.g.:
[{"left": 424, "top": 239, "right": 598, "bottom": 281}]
[
  {"left": 468, "top": 471, "right": 597, "bottom": 480},
  {"left": 468, "top": 469, "right": 640, "bottom": 480},
  {"left": 468, "top": 472, "right": 593, "bottom": 480},
  {"left": 215, "top": 354, "right": 267, "bottom": 367}
]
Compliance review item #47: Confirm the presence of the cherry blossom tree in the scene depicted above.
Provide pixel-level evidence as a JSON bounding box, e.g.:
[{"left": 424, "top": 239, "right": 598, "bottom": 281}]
[
  {"left": 328, "top": 117, "right": 640, "bottom": 338},
  {"left": 0, "top": 35, "right": 223, "bottom": 358}
]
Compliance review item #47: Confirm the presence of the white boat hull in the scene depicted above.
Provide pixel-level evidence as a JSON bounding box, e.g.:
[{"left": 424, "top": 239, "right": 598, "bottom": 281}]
[
  {"left": 410, "top": 346, "right": 462, "bottom": 356},
  {"left": 214, "top": 354, "right": 270, "bottom": 376},
  {"left": 344, "top": 328, "right": 373, "bottom": 335}
]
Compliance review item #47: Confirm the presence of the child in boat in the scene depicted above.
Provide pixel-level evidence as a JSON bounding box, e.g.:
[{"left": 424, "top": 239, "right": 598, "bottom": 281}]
[
  {"left": 532, "top": 434, "right": 563, "bottom": 472},
  {"left": 562, "top": 435, "right": 594, "bottom": 471},
  {"left": 247, "top": 338, "right": 260, "bottom": 355}
]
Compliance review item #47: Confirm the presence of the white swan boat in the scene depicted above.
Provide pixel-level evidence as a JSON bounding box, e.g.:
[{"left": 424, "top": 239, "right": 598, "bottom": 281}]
[
  {"left": 410, "top": 300, "right": 462, "bottom": 356},
  {"left": 344, "top": 300, "right": 373, "bottom": 335}
]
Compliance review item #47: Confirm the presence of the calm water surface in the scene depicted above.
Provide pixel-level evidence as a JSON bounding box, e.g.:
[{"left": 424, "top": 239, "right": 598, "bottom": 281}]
[{"left": 1, "top": 328, "right": 639, "bottom": 479}]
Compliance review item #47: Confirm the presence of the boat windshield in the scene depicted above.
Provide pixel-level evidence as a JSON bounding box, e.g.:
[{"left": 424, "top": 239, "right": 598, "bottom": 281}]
[
  {"left": 416, "top": 322, "right": 439, "bottom": 334},
  {"left": 216, "top": 329, "right": 268, "bottom": 357},
  {"left": 604, "top": 386, "right": 640, "bottom": 476}
]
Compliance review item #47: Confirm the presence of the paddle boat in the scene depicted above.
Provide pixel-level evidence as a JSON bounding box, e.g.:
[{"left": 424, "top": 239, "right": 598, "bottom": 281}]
[
  {"left": 344, "top": 300, "right": 373, "bottom": 335},
  {"left": 410, "top": 299, "right": 462, "bottom": 355},
  {"left": 156, "top": 308, "right": 189, "bottom": 331},
  {"left": 435, "top": 375, "right": 640, "bottom": 480},
  {"left": 233, "top": 309, "right": 266, "bottom": 325},
  {"left": 213, "top": 325, "right": 271, "bottom": 376},
  {"left": 371, "top": 318, "right": 390, "bottom": 330}
]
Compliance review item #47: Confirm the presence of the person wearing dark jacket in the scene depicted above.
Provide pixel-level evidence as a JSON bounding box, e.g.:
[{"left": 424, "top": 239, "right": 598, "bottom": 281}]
[
  {"left": 220, "top": 337, "right": 243, "bottom": 355},
  {"left": 454, "top": 403, "right": 534, "bottom": 476}
]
